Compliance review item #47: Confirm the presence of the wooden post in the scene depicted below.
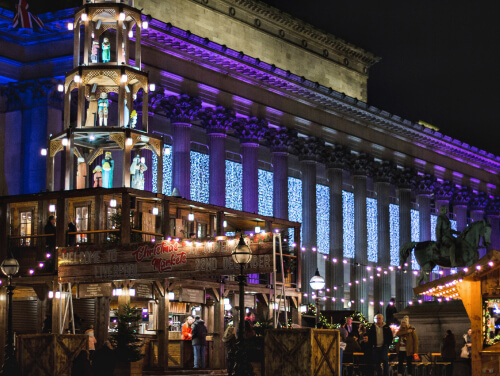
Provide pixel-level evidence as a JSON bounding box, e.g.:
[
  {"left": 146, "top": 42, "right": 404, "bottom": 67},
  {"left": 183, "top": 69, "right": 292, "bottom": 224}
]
[
  {"left": 56, "top": 197, "right": 67, "bottom": 249},
  {"left": 295, "top": 225, "right": 301, "bottom": 290},
  {"left": 77, "top": 85, "right": 85, "bottom": 129},
  {"left": 123, "top": 139, "right": 132, "bottom": 188},
  {"left": 457, "top": 280, "right": 482, "bottom": 376},
  {"left": 162, "top": 199, "right": 170, "bottom": 238},
  {"left": 118, "top": 82, "right": 125, "bottom": 127},
  {"left": 135, "top": 24, "right": 141, "bottom": 69},
  {"left": 95, "top": 194, "right": 104, "bottom": 244},
  {"left": 142, "top": 91, "right": 149, "bottom": 133},
  {"left": 157, "top": 145, "right": 163, "bottom": 194},
  {"left": 64, "top": 90, "right": 71, "bottom": 130},
  {"left": 157, "top": 280, "right": 169, "bottom": 370},
  {"left": 46, "top": 141, "right": 55, "bottom": 192},
  {"left": 121, "top": 191, "right": 131, "bottom": 244},
  {"left": 95, "top": 297, "right": 110, "bottom": 349},
  {"left": 64, "top": 133, "right": 75, "bottom": 190},
  {"left": 0, "top": 202, "right": 10, "bottom": 260},
  {"left": 0, "top": 287, "right": 7, "bottom": 365},
  {"left": 216, "top": 211, "right": 224, "bottom": 236},
  {"left": 212, "top": 283, "right": 225, "bottom": 369},
  {"left": 83, "top": 19, "right": 90, "bottom": 66}
]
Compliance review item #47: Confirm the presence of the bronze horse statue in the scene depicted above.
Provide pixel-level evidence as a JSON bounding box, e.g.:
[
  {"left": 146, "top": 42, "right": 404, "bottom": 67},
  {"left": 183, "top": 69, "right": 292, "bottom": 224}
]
[{"left": 400, "top": 220, "right": 491, "bottom": 285}]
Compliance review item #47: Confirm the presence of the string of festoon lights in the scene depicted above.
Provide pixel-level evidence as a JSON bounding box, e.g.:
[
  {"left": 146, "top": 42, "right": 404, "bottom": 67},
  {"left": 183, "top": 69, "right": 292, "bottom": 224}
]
[{"left": 295, "top": 243, "right": 497, "bottom": 306}]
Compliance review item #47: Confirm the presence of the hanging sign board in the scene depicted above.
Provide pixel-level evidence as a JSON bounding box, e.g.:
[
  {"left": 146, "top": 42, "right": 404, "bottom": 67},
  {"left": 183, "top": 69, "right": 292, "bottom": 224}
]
[
  {"left": 180, "top": 288, "right": 205, "bottom": 304},
  {"left": 78, "top": 283, "right": 112, "bottom": 298},
  {"left": 57, "top": 234, "right": 275, "bottom": 282},
  {"left": 134, "top": 283, "right": 153, "bottom": 299},
  {"left": 233, "top": 293, "right": 256, "bottom": 308}
]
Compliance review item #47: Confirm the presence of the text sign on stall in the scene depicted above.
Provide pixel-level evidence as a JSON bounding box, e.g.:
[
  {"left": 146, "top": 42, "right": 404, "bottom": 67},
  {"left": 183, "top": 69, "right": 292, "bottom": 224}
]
[
  {"left": 78, "top": 283, "right": 112, "bottom": 298},
  {"left": 58, "top": 235, "right": 275, "bottom": 282},
  {"left": 134, "top": 283, "right": 153, "bottom": 299},
  {"left": 180, "top": 288, "right": 205, "bottom": 304}
]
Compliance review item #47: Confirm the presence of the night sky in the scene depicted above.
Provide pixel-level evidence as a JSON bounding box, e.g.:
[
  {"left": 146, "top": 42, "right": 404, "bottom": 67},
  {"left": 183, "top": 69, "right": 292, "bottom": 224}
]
[
  {"left": 7, "top": 1, "right": 500, "bottom": 156},
  {"left": 262, "top": 0, "right": 500, "bottom": 157}
]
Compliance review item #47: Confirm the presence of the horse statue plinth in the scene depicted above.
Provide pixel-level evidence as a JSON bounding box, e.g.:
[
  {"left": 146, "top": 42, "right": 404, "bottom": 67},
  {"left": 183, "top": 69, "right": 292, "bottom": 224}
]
[{"left": 400, "top": 220, "right": 491, "bottom": 285}]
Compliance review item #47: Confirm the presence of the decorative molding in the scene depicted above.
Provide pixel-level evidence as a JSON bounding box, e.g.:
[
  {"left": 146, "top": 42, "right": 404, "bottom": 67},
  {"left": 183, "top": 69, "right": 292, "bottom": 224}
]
[
  {"left": 350, "top": 152, "right": 373, "bottom": 176},
  {"left": 87, "top": 148, "right": 103, "bottom": 165},
  {"left": 199, "top": 105, "right": 235, "bottom": 134},
  {"left": 434, "top": 180, "right": 455, "bottom": 201},
  {"left": 372, "top": 160, "right": 397, "bottom": 184},
  {"left": 49, "top": 140, "right": 63, "bottom": 158},
  {"left": 233, "top": 116, "right": 267, "bottom": 144},
  {"left": 323, "top": 144, "right": 350, "bottom": 170},
  {"left": 109, "top": 133, "right": 125, "bottom": 149},
  {"left": 266, "top": 126, "right": 297, "bottom": 153},
  {"left": 297, "top": 136, "right": 324, "bottom": 162},
  {"left": 415, "top": 174, "right": 438, "bottom": 195},
  {"left": 453, "top": 187, "right": 472, "bottom": 206},
  {"left": 469, "top": 192, "right": 489, "bottom": 211}
]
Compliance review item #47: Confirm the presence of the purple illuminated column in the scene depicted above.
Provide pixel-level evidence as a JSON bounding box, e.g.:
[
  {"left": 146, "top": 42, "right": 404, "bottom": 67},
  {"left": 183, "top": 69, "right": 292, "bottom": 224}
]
[
  {"left": 242, "top": 143, "right": 259, "bottom": 213},
  {"left": 470, "top": 193, "right": 488, "bottom": 257},
  {"left": 172, "top": 122, "right": 191, "bottom": 199},
  {"left": 272, "top": 152, "right": 288, "bottom": 220},
  {"left": 325, "top": 145, "right": 349, "bottom": 311},
  {"left": 298, "top": 136, "right": 323, "bottom": 302},
  {"left": 208, "top": 132, "right": 226, "bottom": 207}
]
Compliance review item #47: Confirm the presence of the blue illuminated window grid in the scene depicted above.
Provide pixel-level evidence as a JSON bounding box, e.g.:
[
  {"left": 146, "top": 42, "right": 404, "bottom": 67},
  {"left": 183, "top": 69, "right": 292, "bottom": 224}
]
[
  {"left": 342, "top": 191, "right": 355, "bottom": 258},
  {"left": 316, "top": 184, "right": 330, "bottom": 254},
  {"left": 288, "top": 177, "right": 302, "bottom": 245},
  {"left": 226, "top": 160, "right": 242, "bottom": 210},
  {"left": 152, "top": 146, "right": 172, "bottom": 195},
  {"left": 258, "top": 169, "right": 273, "bottom": 217},
  {"left": 431, "top": 215, "right": 437, "bottom": 241},
  {"left": 389, "top": 204, "right": 400, "bottom": 266},
  {"left": 190, "top": 151, "right": 209, "bottom": 204},
  {"left": 411, "top": 209, "right": 420, "bottom": 270},
  {"left": 367, "top": 198, "right": 378, "bottom": 262}
]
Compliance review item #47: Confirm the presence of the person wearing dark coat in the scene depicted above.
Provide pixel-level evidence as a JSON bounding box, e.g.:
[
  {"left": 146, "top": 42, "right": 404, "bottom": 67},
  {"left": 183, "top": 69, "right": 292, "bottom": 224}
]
[
  {"left": 71, "top": 350, "right": 93, "bottom": 376},
  {"left": 343, "top": 336, "right": 362, "bottom": 376},
  {"left": 385, "top": 298, "right": 398, "bottom": 325},
  {"left": 67, "top": 216, "right": 77, "bottom": 246},
  {"left": 92, "top": 341, "right": 116, "bottom": 376},
  {"left": 345, "top": 316, "right": 359, "bottom": 338},
  {"left": 360, "top": 335, "right": 374, "bottom": 376},
  {"left": 222, "top": 326, "right": 237, "bottom": 376},
  {"left": 367, "top": 314, "right": 393, "bottom": 376},
  {"left": 442, "top": 330, "right": 456, "bottom": 376},
  {"left": 44, "top": 216, "right": 56, "bottom": 249},
  {"left": 191, "top": 315, "right": 208, "bottom": 368}
]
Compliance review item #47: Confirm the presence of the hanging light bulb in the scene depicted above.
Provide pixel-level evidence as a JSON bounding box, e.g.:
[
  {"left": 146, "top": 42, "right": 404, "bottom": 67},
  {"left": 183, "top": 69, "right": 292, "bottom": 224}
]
[
  {"left": 57, "top": 84, "right": 64, "bottom": 93},
  {"left": 81, "top": 13, "right": 88, "bottom": 21},
  {"left": 188, "top": 212, "right": 194, "bottom": 221},
  {"left": 121, "top": 73, "right": 128, "bottom": 83},
  {"left": 119, "top": 12, "right": 126, "bottom": 21},
  {"left": 254, "top": 222, "right": 261, "bottom": 233},
  {"left": 152, "top": 207, "right": 159, "bottom": 215},
  {"left": 128, "top": 285, "right": 136, "bottom": 297},
  {"left": 67, "top": 22, "right": 74, "bottom": 30},
  {"left": 110, "top": 199, "right": 117, "bottom": 208},
  {"left": 128, "top": 30, "right": 133, "bottom": 38}
]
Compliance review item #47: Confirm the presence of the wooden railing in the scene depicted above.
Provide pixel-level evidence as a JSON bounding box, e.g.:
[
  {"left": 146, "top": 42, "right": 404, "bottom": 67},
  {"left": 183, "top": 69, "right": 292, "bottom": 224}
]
[
  {"left": 131, "top": 229, "right": 163, "bottom": 243},
  {"left": 66, "top": 229, "right": 120, "bottom": 245}
]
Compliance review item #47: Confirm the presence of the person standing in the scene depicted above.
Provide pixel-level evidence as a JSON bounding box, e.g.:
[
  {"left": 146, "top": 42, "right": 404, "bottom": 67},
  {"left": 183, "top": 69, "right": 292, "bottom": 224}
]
[
  {"left": 395, "top": 316, "right": 418, "bottom": 376},
  {"left": 359, "top": 334, "right": 374, "bottom": 376},
  {"left": 191, "top": 315, "right": 208, "bottom": 369},
  {"left": 442, "top": 330, "right": 456, "bottom": 376},
  {"left": 182, "top": 316, "right": 194, "bottom": 340},
  {"left": 222, "top": 326, "right": 237, "bottom": 376},
  {"left": 85, "top": 326, "right": 97, "bottom": 362},
  {"left": 67, "top": 216, "right": 77, "bottom": 246},
  {"left": 368, "top": 314, "right": 393, "bottom": 376},
  {"left": 464, "top": 328, "right": 472, "bottom": 374},
  {"left": 386, "top": 298, "right": 398, "bottom": 325},
  {"left": 346, "top": 316, "right": 358, "bottom": 338}
]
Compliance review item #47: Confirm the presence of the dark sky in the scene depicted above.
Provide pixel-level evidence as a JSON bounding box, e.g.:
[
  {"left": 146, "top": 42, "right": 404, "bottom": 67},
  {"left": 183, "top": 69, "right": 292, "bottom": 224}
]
[{"left": 263, "top": 0, "right": 500, "bottom": 157}]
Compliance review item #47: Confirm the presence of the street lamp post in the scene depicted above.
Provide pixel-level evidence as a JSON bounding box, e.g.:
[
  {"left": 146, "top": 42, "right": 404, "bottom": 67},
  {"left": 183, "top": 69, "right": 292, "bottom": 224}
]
[
  {"left": 309, "top": 268, "right": 325, "bottom": 329},
  {"left": 1, "top": 257, "right": 20, "bottom": 376},
  {"left": 232, "top": 234, "right": 253, "bottom": 376}
]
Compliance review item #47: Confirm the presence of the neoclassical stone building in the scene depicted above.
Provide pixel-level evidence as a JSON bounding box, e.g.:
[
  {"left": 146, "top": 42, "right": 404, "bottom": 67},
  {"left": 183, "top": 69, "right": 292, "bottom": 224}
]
[{"left": 0, "top": 0, "right": 499, "bottom": 319}]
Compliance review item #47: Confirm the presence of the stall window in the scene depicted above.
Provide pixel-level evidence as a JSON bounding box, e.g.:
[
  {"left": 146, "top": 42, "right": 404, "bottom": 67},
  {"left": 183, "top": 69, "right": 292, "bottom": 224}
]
[
  {"left": 197, "top": 222, "right": 207, "bottom": 238},
  {"left": 19, "top": 211, "right": 33, "bottom": 246},
  {"left": 75, "top": 206, "right": 89, "bottom": 243},
  {"left": 106, "top": 205, "right": 118, "bottom": 230}
]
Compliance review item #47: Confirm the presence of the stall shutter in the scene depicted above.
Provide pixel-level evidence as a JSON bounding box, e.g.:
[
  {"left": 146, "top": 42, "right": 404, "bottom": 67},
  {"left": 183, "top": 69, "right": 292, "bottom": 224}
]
[
  {"left": 13, "top": 299, "right": 39, "bottom": 334},
  {"left": 73, "top": 298, "right": 96, "bottom": 332}
]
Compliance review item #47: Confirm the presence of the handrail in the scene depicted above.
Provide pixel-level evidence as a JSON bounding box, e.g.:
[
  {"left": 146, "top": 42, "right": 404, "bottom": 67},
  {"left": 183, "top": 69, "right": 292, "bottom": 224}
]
[
  {"left": 131, "top": 229, "right": 163, "bottom": 237},
  {"left": 9, "top": 234, "right": 54, "bottom": 239},
  {"left": 66, "top": 229, "right": 120, "bottom": 235}
]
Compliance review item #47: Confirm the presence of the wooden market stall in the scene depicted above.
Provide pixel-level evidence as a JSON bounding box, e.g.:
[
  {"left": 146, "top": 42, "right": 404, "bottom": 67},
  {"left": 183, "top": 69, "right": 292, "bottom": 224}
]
[{"left": 414, "top": 250, "right": 500, "bottom": 376}]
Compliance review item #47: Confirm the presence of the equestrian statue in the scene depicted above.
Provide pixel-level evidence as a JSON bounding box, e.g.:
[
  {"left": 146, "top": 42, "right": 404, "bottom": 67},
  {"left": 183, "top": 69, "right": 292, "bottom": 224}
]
[{"left": 400, "top": 206, "right": 491, "bottom": 285}]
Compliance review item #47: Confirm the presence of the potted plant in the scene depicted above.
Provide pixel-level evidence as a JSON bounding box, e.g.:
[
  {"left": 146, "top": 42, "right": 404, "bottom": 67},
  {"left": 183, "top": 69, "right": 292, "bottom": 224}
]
[{"left": 110, "top": 303, "right": 144, "bottom": 375}]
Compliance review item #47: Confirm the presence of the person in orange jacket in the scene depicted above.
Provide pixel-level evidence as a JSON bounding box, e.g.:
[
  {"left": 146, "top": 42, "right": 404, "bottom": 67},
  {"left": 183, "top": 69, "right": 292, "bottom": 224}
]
[{"left": 182, "top": 316, "right": 194, "bottom": 340}]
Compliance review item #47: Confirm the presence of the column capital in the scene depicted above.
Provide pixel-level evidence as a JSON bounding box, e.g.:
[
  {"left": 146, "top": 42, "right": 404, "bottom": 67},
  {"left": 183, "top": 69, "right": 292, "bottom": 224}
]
[
  {"left": 350, "top": 152, "right": 374, "bottom": 177},
  {"left": 394, "top": 167, "right": 416, "bottom": 189},
  {"left": 486, "top": 199, "right": 500, "bottom": 217},
  {"left": 415, "top": 174, "right": 438, "bottom": 195},
  {"left": 297, "top": 136, "right": 325, "bottom": 162},
  {"left": 234, "top": 117, "right": 267, "bottom": 144},
  {"left": 470, "top": 192, "right": 489, "bottom": 211},
  {"left": 434, "top": 180, "right": 455, "bottom": 201},
  {"left": 452, "top": 186, "right": 472, "bottom": 206},
  {"left": 266, "top": 126, "right": 297, "bottom": 153},
  {"left": 324, "top": 144, "right": 351, "bottom": 170},
  {"left": 0, "top": 78, "right": 64, "bottom": 112},
  {"left": 155, "top": 94, "right": 202, "bottom": 123},
  {"left": 373, "top": 160, "right": 397, "bottom": 184},
  {"left": 199, "top": 105, "right": 235, "bottom": 135}
]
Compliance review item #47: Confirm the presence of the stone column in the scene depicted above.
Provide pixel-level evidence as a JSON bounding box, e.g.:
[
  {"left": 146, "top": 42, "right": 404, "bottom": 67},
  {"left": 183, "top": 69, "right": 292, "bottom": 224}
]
[
  {"left": 373, "top": 161, "right": 395, "bottom": 312},
  {"left": 324, "top": 145, "right": 350, "bottom": 310},
  {"left": 165, "top": 95, "right": 202, "bottom": 199},
  {"left": 201, "top": 106, "right": 234, "bottom": 207},
  {"left": 298, "top": 137, "right": 324, "bottom": 300},
  {"left": 234, "top": 117, "right": 266, "bottom": 214},
  {"left": 486, "top": 201, "right": 500, "bottom": 251},
  {"left": 396, "top": 168, "right": 414, "bottom": 310},
  {"left": 415, "top": 175, "right": 437, "bottom": 242},
  {"left": 267, "top": 127, "right": 296, "bottom": 220},
  {"left": 208, "top": 132, "right": 227, "bottom": 206},
  {"left": 350, "top": 153, "right": 372, "bottom": 316},
  {"left": 470, "top": 193, "right": 488, "bottom": 258}
]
